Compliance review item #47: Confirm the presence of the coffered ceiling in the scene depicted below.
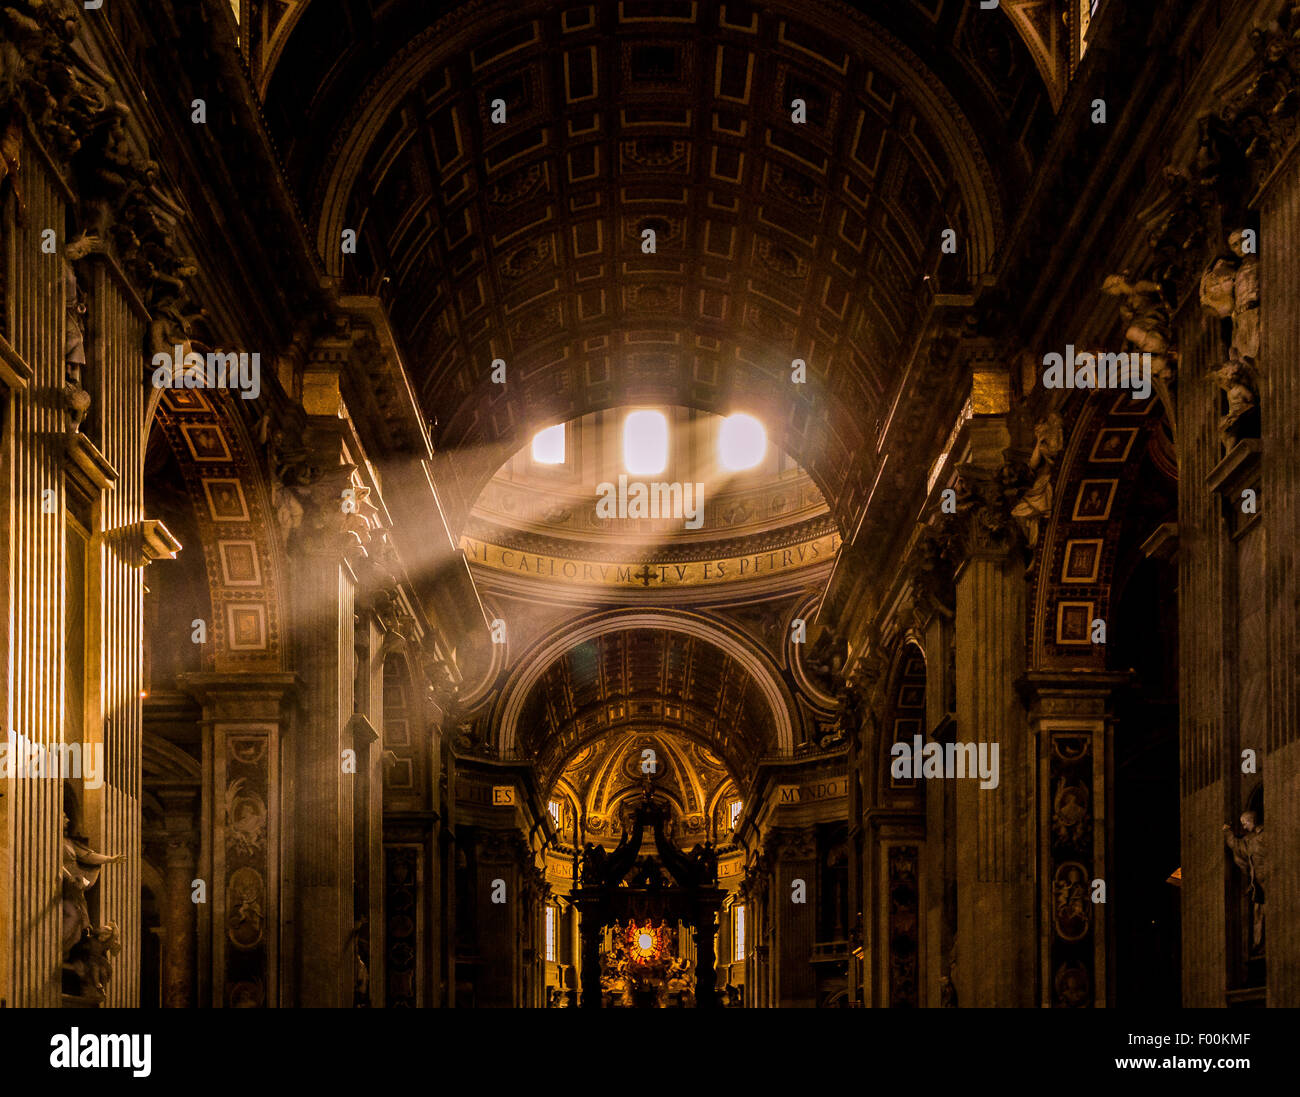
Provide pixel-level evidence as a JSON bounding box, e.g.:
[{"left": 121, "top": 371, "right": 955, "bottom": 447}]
[
  {"left": 264, "top": 0, "right": 1055, "bottom": 532},
  {"left": 519, "top": 628, "right": 776, "bottom": 776}
]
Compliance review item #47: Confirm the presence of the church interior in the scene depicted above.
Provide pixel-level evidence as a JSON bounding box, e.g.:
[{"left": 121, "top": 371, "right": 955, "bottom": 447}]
[{"left": 0, "top": 0, "right": 1296, "bottom": 1011}]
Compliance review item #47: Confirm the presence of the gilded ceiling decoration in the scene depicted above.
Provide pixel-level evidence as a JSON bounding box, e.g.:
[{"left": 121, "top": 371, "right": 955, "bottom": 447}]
[{"left": 549, "top": 728, "right": 738, "bottom": 846}]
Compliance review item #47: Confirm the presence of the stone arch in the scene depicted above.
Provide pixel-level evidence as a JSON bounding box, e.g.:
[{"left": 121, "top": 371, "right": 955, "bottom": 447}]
[
  {"left": 381, "top": 646, "right": 429, "bottom": 810},
  {"left": 146, "top": 388, "right": 289, "bottom": 672},
  {"left": 877, "top": 639, "right": 928, "bottom": 805},
  {"left": 706, "top": 778, "right": 743, "bottom": 844},
  {"left": 1031, "top": 391, "right": 1174, "bottom": 668},
  {"left": 494, "top": 608, "right": 800, "bottom": 758}
]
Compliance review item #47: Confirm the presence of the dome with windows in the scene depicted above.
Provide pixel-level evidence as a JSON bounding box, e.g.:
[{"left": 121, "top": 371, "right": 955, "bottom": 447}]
[{"left": 462, "top": 406, "right": 840, "bottom": 594}]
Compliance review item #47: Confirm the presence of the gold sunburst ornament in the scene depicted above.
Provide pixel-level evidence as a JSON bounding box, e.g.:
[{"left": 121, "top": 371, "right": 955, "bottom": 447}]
[{"left": 626, "top": 921, "right": 670, "bottom": 962}]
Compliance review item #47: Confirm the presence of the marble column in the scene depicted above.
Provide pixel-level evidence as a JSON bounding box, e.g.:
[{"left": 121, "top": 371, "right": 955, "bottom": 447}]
[
  {"left": 0, "top": 134, "right": 67, "bottom": 1007},
  {"left": 1172, "top": 267, "right": 1235, "bottom": 1006},
  {"left": 1, "top": 134, "right": 148, "bottom": 1008},
  {"left": 84, "top": 252, "right": 149, "bottom": 1009},
  {"left": 1256, "top": 141, "right": 1300, "bottom": 1007},
  {"left": 474, "top": 828, "right": 527, "bottom": 1006},
  {"left": 159, "top": 789, "right": 199, "bottom": 1008},
  {"left": 771, "top": 826, "right": 817, "bottom": 1006},
  {"left": 920, "top": 600, "right": 957, "bottom": 1006},
  {"left": 692, "top": 906, "right": 720, "bottom": 1008},
  {"left": 292, "top": 533, "right": 358, "bottom": 1007},
  {"left": 950, "top": 454, "right": 1033, "bottom": 1007},
  {"left": 578, "top": 903, "right": 603, "bottom": 1007}
]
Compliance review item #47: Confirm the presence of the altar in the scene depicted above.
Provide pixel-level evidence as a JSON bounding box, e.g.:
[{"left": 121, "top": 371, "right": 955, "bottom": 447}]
[{"left": 568, "top": 791, "right": 724, "bottom": 1008}]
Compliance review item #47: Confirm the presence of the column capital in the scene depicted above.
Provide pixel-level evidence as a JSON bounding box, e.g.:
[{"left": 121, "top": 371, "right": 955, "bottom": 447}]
[
  {"left": 948, "top": 461, "right": 1022, "bottom": 565},
  {"left": 176, "top": 671, "right": 300, "bottom": 722},
  {"left": 766, "top": 825, "right": 817, "bottom": 861},
  {"left": 1015, "top": 670, "right": 1134, "bottom": 720}
]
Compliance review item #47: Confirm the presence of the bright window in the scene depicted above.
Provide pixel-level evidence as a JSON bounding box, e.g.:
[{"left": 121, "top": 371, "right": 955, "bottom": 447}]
[
  {"left": 532, "top": 423, "right": 566, "bottom": 465},
  {"left": 728, "top": 799, "right": 743, "bottom": 831},
  {"left": 718, "top": 413, "right": 766, "bottom": 471},
  {"left": 623, "top": 410, "right": 668, "bottom": 475},
  {"left": 733, "top": 905, "right": 745, "bottom": 962},
  {"left": 548, "top": 799, "right": 563, "bottom": 827},
  {"left": 545, "top": 906, "right": 556, "bottom": 962}
]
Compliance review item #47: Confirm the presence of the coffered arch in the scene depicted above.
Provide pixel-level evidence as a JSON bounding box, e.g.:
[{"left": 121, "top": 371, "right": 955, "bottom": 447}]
[
  {"left": 496, "top": 609, "right": 800, "bottom": 765},
  {"left": 146, "top": 390, "right": 290, "bottom": 673}
]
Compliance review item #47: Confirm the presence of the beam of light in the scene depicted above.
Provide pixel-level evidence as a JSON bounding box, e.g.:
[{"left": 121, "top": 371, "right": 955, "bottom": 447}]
[
  {"left": 623, "top": 409, "right": 668, "bottom": 475},
  {"left": 717, "top": 413, "right": 766, "bottom": 471},
  {"left": 531, "top": 422, "right": 566, "bottom": 464}
]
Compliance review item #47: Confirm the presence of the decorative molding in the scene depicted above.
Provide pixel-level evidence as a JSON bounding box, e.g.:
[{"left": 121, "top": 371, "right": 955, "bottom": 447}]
[{"left": 140, "top": 518, "right": 183, "bottom": 564}]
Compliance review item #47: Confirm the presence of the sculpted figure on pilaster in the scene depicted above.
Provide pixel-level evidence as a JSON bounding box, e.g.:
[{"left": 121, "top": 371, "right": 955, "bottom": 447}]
[
  {"left": 479, "top": 827, "right": 529, "bottom": 865},
  {"left": 0, "top": 114, "right": 20, "bottom": 206},
  {"left": 1200, "top": 229, "right": 1262, "bottom": 451},
  {"left": 2, "top": 1, "right": 207, "bottom": 361},
  {"left": 420, "top": 647, "right": 459, "bottom": 716},
  {"left": 1201, "top": 230, "right": 1260, "bottom": 362},
  {"left": 451, "top": 719, "right": 490, "bottom": 757},
  {"left": 847, "top": 646, "right": 889, "bottom": 743},
  {"left": 255, "top": 406, "right": 316, "bottom": 535},
  {"left": 1220, "top": 7, "right": 1300, "bottom": 187},
  {"left": 1, "top": 1, "right": 82, "bottom": 149},
  {"left": 280, "top": 462, "right": 363, "bottom": 556},
  {"left": 360, "top": 578, "right": 402, "bottom": 634},
  {"left": 70, "top": 97, "right": 206, "bottom": 343},
  {"left": 911, "top": 524, "right": 956, "bottom": 621},
  {"left": 1008, "top": 412, "right": 1064, "bottom": 550},
  {"left": 1101, "top": 274, "right": 1176, "bottom": 387},
  {"left": 804, "top": 628, "right": 847, "bottom": 699},
  {"left": 1212, "top": 359, "right": 1260, "bottom": 450},
  {"left": 61, "top": 807, "right": 124, "bottom": 1002},
  {"left": 951, "top": 461, "right": 1020, "bottom": 561},
  {"left": 1223, "top": 810, "right": 1269, "bottom": 954},
  {"left": 824, "top": 674, "right": 867, "bottom": 750},
  {"left": 268, "top": 420, "right": 383, "bottom": 561},
  {"left": 61, "top": 246, "right": 91, "bottom": 432},
  {"left": 739, "top": 853, "right": 771, "bottom": 902}
]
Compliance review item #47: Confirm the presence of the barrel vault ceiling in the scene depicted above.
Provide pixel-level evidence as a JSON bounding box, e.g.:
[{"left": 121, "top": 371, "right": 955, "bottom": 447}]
[
  {"left": 518, "top": 629, "right": 777, "bottom": 777},
  {"left": 263, "top": 0, "right": 1056, "bottom": 534}
]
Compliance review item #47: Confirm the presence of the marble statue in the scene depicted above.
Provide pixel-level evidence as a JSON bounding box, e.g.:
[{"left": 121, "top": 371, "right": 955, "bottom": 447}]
[
  {"left": 1199, "top": 232, "right": 1260, "bottom": 365},
  {"left": 61, "top": 245, "right": 91, "bottom": 432},
  {"left": 1211, "top": 358, "right": 1258, "bottom": 449},
  {"left": 1102, "top": 274, "right": 1174, "bottom": 383},
  {"left": 62, "top": 810, "right": 124, "bottom": 1000},
  {"left": 1223, "top": 811, "right": 1268, "bottom": 952},
  {"left": 1011, "top": 412, "right": 1064, "bottom": 549},
  {"left": 1227, "top": 230, "right": 1260, "bottom": 362}
]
